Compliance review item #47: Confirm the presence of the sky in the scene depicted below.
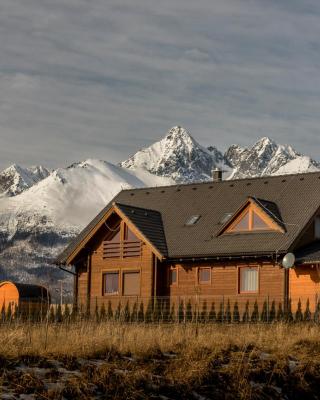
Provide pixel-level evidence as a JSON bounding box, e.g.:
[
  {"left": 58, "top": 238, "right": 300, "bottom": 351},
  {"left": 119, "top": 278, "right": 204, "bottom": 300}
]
[{"left": 1, "top": 0, "right": 320, "bottom": 170}]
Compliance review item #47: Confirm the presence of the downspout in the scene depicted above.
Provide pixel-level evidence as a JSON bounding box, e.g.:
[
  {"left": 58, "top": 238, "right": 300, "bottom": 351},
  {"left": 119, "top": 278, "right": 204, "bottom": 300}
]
[
  {"left": 284, "top": 268, "right": 289, "bottom": 314},
  {"left": 153, "top": 256, "right": 158, "bottom": 302},
  {"left": 86, "top": 252, "right": 92, "bottom": 315}
]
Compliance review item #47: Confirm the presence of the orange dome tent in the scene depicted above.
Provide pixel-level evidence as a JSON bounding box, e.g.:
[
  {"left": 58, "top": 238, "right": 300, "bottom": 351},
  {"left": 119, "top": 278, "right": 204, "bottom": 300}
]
[{"left": 0, "top": 281, "right": 50, "bottom": 316}]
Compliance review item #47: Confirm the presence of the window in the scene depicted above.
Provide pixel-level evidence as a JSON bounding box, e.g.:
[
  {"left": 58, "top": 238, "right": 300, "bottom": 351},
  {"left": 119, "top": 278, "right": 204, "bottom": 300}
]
[
  {"left": 103, "top": 272, "right": 119, "bottom": 295},
  {"left": 123, "top": 271, "right": 140, "bottom": 296},
  {"left": 239, "top": 267, "right": 259, "bottom": 293},
  {"left": 185, "top": 215, "right": 201, "bottom": 226},
  {"left": 198, "top": 267, "right": 211, "bottom": 284},
  {"left": 125, "top": 226, "right": 139, "bottom": 242},
  {"left": 227, "top": 207, "right": 274, "bottom": 233},
  {"left": 169, "top": 268, "right": 177, "bottom": 285}
]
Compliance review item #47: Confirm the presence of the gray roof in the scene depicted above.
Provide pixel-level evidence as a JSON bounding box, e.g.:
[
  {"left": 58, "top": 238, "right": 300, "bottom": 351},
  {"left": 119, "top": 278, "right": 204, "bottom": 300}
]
[
  {"left": 56, "top": 171, "right": 320, "bottom": 264},
  {"left": 116, "top": 203, "right": 168, "bottom": 256},
  {"left": 296, "top": 241, "right": 320, "bottom": 264}
]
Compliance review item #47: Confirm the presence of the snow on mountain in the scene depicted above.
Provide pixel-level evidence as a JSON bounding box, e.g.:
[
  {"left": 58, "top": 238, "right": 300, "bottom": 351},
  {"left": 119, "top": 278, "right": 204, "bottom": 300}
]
[
  {"left": 120, "top": 126, "right": 230, "bottom": 183},
  {"left": 0, "top": 159, "right": 172, "bottom": 285},
  {"left": 0, "top": 164, "right": 50, "bottom": 197},
  {"left": 225, "top": 137, "right": 319, "bottom": 179},
  {"left": 0, "top": 125, "right": 319, "bottom": 289}
]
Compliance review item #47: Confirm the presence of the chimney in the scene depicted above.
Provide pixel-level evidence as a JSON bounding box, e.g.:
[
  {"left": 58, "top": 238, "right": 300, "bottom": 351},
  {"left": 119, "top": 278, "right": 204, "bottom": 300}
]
[{"left": 212, "top": 168, "right": 223, "bottom": 182}]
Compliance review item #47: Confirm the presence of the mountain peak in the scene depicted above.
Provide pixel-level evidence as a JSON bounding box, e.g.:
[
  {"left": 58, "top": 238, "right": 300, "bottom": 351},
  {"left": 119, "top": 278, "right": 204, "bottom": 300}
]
[{"left": 120, "top": 126, "right": 227, "bottom": 182}]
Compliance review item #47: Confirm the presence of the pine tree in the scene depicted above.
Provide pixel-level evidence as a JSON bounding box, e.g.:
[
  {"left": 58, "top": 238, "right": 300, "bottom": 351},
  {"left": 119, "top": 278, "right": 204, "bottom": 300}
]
[
  {"left": 186, "top": 300, "right": 193, "bottom": 322},
  {"left": 1, "top": 303, "right": 5, "bottom": 323},
  {"left": 225, "top": 300, "right": 231, "bottom": 323},
  {"left": 304, "top": 299, "right": 311, "bottom": 321},
  {"left": 123, "top": 301, "right": 130, "bottom": 322},
  {"left": 260, "top": 300, "right": 268, "bottom": 322},
  {"left": 269, "top": 301, "right": 276, "bottom": 323},
  {"left": 153, "top": 299, "right": 160, "bottom": 322},
  {"left": 169, "top": 304, "right": 175, "bottom": 323},
  {"left": 232, "top": 301, "right": 240, "bottom": 323},
  {"left": 295, "top": 299, "right": 303, "bottom": 322},
  {"left": 107, "top": 301, "right": 113, "bottom": 320},
  {"left": 208, "top": 302, "right": 216, "bottom": 323},
  {"left": 200, "top": 300, "right": 207, "bottom": 323},
  {"left": 70, "top": 304, "right": 78, "bottom": 322},
  {"left": 6, "top": 305, "right": 12, "bottom": 322},
  {"left": 94, "top": 299, "right": 99, "bottom": 323},
  {"left": 242, "top": 301, "right": 250, "bottom": 323},
  {"left": 145, "top": 300, "right": 153, "bottom": 323},
  {"left": 49, "top": 306, "right": 55, "bottom": 323},
  {"left": 314, "top": 301, "right": 320, "bottom": 323},
  {"left": 131, "top": 301, "right": 138, "bottom": 322},
  {"left": 251, "top": 300, "right": 259, "bottom": 323},
  {"left": 64, "top": 304, "right": 71, "bottom": 323},
  {"left": 217, "top": 302, "right": 224, "bottom": 323},
  {"left": 100, "top": 303, "right": 106, "bottom": 321},
  {"left": 115, "top": 302, "right": 121, "bottom": 321},
  {"left": 137, "top": 302, "right": 144, "bottom": 323},
  {"left": 56, "top": 304, "right": 63, "bottom": 323},
  {"left": 285, "top": 299, "right": 293, "bottom": 323},
  {"left": 277, "top": 302, "right": 284, "bottom": 321}
]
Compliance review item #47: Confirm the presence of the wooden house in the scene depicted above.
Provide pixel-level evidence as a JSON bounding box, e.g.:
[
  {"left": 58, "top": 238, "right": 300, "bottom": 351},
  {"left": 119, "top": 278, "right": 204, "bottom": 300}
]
[
  {"left": 0, "top": 281, "right": 50, "bottom": 315},
  {"left": 56, "top": 171, "right": 320, "bottom": 315}
]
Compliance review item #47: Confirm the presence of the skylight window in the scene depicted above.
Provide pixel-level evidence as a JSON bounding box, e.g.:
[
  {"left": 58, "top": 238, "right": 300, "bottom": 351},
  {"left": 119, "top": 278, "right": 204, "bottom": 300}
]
[
  {"left": 185, "top": 215, "right": 201, "bottom": 226},
  {"left": 219, "top": 213, "right": 233, "bottom": 225}
]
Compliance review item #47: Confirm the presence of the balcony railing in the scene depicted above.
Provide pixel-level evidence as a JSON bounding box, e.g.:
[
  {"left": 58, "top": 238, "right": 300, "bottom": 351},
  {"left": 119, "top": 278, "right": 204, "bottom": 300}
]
[{"left": 102, "top": 240, "right": 142, "bottom": 259}]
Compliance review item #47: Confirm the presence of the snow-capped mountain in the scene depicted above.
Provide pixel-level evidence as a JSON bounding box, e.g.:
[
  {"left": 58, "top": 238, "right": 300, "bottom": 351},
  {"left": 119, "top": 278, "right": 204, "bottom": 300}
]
[
  {"left": 0, "top": 164, "right": 50, "bottom": 197},
  {"left": 0, "top": 159, "right": 172, "bottom": 287},
  {"left": 226, "top": 137, "right": 320, "bottom": 179},
  {"left": 121, "top": 126, "right": 230, "bottom": 183},
  {"left": 0, "top": 126, "right": 319, "bottom": 290}
]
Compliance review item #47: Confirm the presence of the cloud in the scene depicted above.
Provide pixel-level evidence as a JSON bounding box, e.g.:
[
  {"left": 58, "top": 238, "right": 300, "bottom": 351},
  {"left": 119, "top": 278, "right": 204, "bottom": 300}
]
[{"left": 0, "top": 0, "right": 320, "bottom": 170}]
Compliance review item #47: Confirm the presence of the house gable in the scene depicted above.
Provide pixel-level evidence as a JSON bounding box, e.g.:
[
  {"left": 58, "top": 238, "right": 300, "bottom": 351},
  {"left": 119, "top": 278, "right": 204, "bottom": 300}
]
[
  {"left": 64, "top": 203, "right": 167, "bottom": 265},
  {"left": 218, "top": 197, "right": 285, "bottom": 235}
]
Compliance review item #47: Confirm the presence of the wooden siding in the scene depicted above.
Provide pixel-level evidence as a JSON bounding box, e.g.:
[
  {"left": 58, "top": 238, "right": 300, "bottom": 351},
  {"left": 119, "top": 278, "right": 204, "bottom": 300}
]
[
  {"left": 163, "top": 262, "right": 285, "bottom": 311},
  {"left": 289, "top": 265, "right": 320, "bottom": 311}
]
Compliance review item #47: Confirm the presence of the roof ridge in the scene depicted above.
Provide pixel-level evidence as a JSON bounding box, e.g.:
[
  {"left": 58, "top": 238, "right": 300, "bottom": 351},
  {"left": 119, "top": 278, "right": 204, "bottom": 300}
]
[{"left": 119, "top": 170, "right": 320, "bottom": 192}]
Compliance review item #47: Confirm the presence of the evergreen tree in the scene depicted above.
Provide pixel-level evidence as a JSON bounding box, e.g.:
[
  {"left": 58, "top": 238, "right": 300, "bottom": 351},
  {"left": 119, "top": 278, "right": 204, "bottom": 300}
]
[
  {"left": 145, "top": 300, "right": 153, "bottom": 323},
  {"left": 56, "top": 304, "right": 63, "bottom": 323},
  {"left": 208, "top": 302, "right": 217, "bottom": 323},
  {"left": 49, "top": 306, "right": 55, "bottom": 323},
  {"left": 6, "top": 305, "right": 12, "bottom": 322},
  {"left": 70, "top": 304, "right": 78, "bottom": 322},
  {"left": 232, "top": 301, "right": 240, "bottom": 323},
  {"left": 225, "top": 300, "right": 231, "bottom": 323},
  {"left": 13, "top": 304, "right": 20, "bottom": 322},
  {"left": 276, "top": 302, "right": 284, "bottom": 322},
  {"left": 217, "top": 302, "right": 224, "bottom": 323},
  {"left": 115, "top": 302, "right": 121, "bottom": 321},
  {"left": 178, "top": 301, "right": 185, "bottom": 323},
  {"left": 153, "top": 299, "right": 160, "bottom": 322},
  {"left": 64, "top": 304, "right": 71, "bottom": 323},
  {"left": 260, "top": 300, "right": 268, "bottom": 322},
  {"left": 269, "top": 300, "right": 276, "bottom": 323},
  {"left": 200, "top": 300, "right": 208, "bottom": 323},
  {"left": 186, "top": 300, "right": 193, "bottom": 322},
  {"left": 285, "top": 299, "right": 293, "bottom": 323},
  {"left": 242, "top": 301, "right": 250, "bottom": 323},
  {"left": 314, "top": 301, "right": 320, "bottom": 323},
  {"left": 100, "top": 303, "right": 106, "bottom": 321},
  {"left": 123, "top": 301, "right": 130, "bottom": 322},
  {"left": 94, "top": 299, "right": 99, "bottom": 322},
  {"left": 295, "top": 299, "right": 303, "bottom": 322},
  {"left": 161, "top": 300, "right": 170, "bottom": 323},
  {"left": 304, "top": 299, "right": 312, "bottom": 322},
  {"left": 107, "top": 301, "right": 113, "bottom": 320},
  {"left": 137, "top": 302, "right": 144, "bottom": 322},
  {"left": 131, "top": 301, "right": 138, "bottom": 322},
  {"left": 251, "top": 300, "right": 259, "bottom": 323},
  {"left": 1, "top": 303, "right": 5, "bottom": 323},
  {"left": 169, "top": 304, "right": 175, "bottom": 323}
]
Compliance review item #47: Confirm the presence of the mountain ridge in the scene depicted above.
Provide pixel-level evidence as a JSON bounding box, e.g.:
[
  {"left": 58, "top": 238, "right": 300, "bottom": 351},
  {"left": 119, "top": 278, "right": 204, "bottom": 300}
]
[{"left": 0, "top": 126, "right": 319, "bottom": 289}]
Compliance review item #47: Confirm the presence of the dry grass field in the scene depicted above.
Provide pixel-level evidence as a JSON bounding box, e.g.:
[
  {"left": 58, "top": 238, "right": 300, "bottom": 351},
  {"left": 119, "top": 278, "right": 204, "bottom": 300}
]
[{"left": 1, "top": 321, "right": 320, "bottom": 399}]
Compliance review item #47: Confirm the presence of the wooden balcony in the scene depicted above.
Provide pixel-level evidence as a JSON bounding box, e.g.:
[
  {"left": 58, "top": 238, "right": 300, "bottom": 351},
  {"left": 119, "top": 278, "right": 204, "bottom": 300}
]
[{"left": 102, "top": 240, "right": 142, "bottom": 259}]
